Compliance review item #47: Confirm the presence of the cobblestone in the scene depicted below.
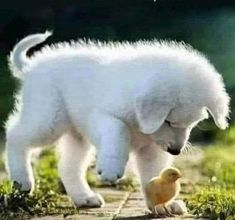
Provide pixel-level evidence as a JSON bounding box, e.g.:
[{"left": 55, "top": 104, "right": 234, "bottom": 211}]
[{"left": 37, "top": 188, "right": 203, "bottom": 220}]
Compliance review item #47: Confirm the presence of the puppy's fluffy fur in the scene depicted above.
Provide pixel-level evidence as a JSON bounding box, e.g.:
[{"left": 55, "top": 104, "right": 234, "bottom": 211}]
[{"left": 5, "top": 32, "right": 229, "bottom": 212}]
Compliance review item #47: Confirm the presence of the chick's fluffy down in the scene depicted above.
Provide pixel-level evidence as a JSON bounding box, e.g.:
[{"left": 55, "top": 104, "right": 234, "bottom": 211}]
[{"left": 145, "top": 168, "right": 181, "bottom": 210}]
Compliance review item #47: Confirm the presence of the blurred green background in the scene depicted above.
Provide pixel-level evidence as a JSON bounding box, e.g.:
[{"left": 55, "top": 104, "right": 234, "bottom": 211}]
[{"left": 0, "top": 0, "right": 235, "bottom": 142}]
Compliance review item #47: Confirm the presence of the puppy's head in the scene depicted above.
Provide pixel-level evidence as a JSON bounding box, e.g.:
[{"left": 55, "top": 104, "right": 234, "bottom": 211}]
[{"left": 135, "top": 65, "right": 230, "bottom": 155}]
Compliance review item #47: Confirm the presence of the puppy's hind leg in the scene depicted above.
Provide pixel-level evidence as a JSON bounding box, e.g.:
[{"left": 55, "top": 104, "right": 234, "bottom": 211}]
[
  {"left": 58, "top": 131, "right": 104, "bottom": 208},
  {"left": 6, "top": 113, "right": 65, "bottom": 192},
  {"left": 6, "top": 81, "right": 67, "bottom": 192},
  {"left": 6, "top": 123, "right": 34, "bottom": 191}
]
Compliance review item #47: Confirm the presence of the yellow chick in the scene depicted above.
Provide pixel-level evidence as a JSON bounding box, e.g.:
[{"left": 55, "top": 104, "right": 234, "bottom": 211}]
[{"left": 145, "top": 167, "right": 182, "bottom": 217}]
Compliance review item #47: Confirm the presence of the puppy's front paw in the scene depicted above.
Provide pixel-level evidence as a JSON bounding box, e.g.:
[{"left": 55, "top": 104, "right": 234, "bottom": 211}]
[
  {"left": 73, "top": 193, "right": 105, "bottom": 208},
  {"left": 168, "top": 199, "right": 187, "bottom": 215},
  {"left": 98, "top": 170, "right": 124, "bottom": 184},
  {"left": 147, "top": 200, "right": 187, "bottom": 217},
  {"left": 96, "top": 158, "right": 125, "bottom": 184}
]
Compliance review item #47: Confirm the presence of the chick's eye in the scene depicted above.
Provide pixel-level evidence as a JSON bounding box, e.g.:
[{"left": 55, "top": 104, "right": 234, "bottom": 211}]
[{"left": 165, "top": 120, "right": 171, "bottom": 127}]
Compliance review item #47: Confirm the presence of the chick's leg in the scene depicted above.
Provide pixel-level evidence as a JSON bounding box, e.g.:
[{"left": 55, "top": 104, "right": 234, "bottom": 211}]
[
  {"left": 163, "top": 205, "right": 175, "bottom": 217},
  {"left": 153, "top": 205, "right": 173, "bottom": 218}
]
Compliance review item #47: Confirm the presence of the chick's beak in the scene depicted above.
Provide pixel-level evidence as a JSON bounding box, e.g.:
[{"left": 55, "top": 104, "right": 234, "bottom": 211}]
[{"left": 177, "top": 173, "right": 182, "bottom": 178}]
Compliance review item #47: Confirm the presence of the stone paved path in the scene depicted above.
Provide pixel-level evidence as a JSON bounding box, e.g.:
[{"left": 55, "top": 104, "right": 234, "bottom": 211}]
[{"left": 32, "top": 187, "right": 203, "bottom": 220}]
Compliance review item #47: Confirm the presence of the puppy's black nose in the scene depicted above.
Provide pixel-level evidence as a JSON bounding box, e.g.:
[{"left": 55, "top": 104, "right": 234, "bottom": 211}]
[{"left": 167, "top": 148, "right": 181, "bottom": 155}]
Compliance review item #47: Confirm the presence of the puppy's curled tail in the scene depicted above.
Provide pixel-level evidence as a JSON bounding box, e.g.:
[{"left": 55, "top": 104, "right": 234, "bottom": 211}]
[{"left": 9, "top": 31, "right": 52, "bottom": 79}]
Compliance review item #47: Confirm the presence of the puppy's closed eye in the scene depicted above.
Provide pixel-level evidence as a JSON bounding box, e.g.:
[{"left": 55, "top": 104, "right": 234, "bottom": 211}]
[
  {"left": 165, "top": 120, "right": 172, "bottom": 127},
  {"left": 165, "top": 120, "right": 180, "bottom": 128}
]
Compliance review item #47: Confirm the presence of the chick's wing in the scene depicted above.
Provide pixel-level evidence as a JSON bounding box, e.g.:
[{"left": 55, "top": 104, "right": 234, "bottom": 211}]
[{"left": 146, "top": 177, "right": 165, "bottom": 205}]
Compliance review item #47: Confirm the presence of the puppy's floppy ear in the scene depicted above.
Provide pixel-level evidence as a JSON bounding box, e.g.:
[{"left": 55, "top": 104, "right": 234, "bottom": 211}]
[
  {"left": 135, "top": 93, "right": 173, "bottom": 134},
  {"left": 206, "top": 91, "right": 230, "bottom": 130}
]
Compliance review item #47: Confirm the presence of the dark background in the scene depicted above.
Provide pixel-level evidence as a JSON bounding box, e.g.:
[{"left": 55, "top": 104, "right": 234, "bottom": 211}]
[{"left": 0, "top": 0, "right": 235, "bottom": 142}]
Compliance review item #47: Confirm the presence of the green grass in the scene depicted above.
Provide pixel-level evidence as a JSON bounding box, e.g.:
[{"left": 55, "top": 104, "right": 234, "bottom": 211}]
[
  {"left": 0, "top": 148, "right": 138, "bottom": 219},
  {"left": 201, "top": 144, "right": 235, "bottom": 185},
  {"left": 188, "top": 185, "right": 235, "bottom": 220},
  {"left": 0, "top": 149, "right": 79, "bottom": 219},
  {"left": 186, "top": 143, "right": 235, "bottom": 220},
  {"left": 0, "top": 142, "right": 234, "bottom": 219}
]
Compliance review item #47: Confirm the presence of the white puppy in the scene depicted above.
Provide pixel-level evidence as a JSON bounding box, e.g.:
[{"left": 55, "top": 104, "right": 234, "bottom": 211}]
[{"left": 5, "top": 32, "right": 229, "bottom": 212}]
